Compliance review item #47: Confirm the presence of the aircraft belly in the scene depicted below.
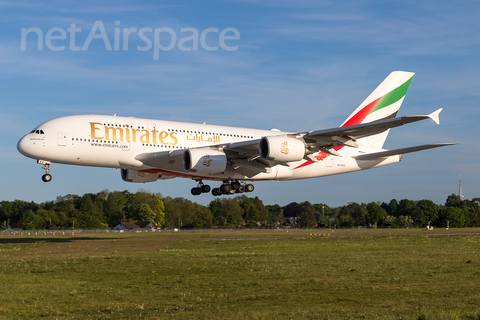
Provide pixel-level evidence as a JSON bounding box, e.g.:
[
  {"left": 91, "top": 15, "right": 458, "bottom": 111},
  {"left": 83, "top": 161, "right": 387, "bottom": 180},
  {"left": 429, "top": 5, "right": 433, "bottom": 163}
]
[{"left": 286, "top": 155, "right": 401, "bottom": 180}]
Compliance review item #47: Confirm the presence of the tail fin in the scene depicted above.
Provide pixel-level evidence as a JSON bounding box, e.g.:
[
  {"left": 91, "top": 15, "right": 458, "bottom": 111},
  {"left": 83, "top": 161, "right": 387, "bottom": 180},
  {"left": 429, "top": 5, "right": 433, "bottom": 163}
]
[{"left": 340, "top": 71, "right": 415, "bottom": 148}]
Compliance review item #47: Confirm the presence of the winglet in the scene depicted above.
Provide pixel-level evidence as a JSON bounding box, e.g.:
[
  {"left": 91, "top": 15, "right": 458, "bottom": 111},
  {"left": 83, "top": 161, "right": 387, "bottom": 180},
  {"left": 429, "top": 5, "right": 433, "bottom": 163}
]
[{"left": 428, "top": 108, "right": 442, "bottom": 125}]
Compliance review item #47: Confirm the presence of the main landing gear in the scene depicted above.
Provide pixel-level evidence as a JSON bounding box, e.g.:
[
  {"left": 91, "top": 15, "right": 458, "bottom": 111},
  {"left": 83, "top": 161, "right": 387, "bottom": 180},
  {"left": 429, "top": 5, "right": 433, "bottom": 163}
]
[
  {"left": 191, "top": 181, "right": 211, "bottom": 195},
  {"left": 211, "top": 181, "right": 254, "bottom": 196},
  {"left": 38, "top": 160, "right": 52, "bottom": 182},
  {"left": 191, "top": 180, "right": 254, "bottom": 196}
]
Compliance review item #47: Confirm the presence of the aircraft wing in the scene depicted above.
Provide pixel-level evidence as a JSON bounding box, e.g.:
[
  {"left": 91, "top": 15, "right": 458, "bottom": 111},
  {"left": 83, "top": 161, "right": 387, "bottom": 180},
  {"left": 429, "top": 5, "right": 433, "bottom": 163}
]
[
  {"left": 303, "top": 109, "right": 443, "bottom": 147},
  {"left": 224, "top": 108, "right": 445, "bottom": 162}
]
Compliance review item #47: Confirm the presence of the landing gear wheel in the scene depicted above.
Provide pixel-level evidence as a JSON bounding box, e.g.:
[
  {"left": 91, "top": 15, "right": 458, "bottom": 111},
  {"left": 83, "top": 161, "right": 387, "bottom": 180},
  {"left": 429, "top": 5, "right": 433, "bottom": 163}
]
[
  {"left": 201, "top": 185, "right": 211, "bottom": 193},
  {"left": 246, "top": 184, "right": 254, "bottom": 192},
  {"left": 42, "top": 174, "right": 52, "bottom": 182},
  {"left": 191, "top": 187, "right": 202, "bottom": 195},
  {"left": 220, "top": 184, "right": 231, "bottom": 193},
  {"left": 238, "top": 185, "right": 245, "bottom": 193},
  {"left": 212, "top": 188, "right": 221, "bottom": 196},
  {"left": 231, "top": 181, "right": 241, "bottom": 190}
]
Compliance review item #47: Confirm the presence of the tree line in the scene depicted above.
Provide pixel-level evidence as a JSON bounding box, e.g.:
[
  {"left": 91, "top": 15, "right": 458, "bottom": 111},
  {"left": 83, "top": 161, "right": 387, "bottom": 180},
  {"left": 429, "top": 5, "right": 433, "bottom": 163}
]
[{"left": 0, "top": 190, "right": 479, "bottom": 230}]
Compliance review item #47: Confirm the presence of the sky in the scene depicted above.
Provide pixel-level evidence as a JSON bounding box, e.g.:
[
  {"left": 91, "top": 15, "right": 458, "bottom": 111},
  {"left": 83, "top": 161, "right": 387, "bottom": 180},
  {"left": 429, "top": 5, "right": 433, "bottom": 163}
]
[{"left": 1, "top": 0, "right": 479, "bottom": 207}]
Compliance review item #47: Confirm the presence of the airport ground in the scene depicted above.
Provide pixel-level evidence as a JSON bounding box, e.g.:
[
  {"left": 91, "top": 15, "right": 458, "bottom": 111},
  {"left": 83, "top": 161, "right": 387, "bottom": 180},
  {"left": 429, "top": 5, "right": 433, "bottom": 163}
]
[{"left": 0, "top": 228, "right": 479, "bottom": 319}]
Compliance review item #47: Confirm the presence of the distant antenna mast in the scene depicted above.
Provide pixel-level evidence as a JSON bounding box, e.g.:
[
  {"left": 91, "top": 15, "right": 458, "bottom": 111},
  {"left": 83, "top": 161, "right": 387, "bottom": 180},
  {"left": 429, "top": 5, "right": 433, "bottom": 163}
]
[{"left": 459, "top": 175, "right": 464, "bottom": 199}]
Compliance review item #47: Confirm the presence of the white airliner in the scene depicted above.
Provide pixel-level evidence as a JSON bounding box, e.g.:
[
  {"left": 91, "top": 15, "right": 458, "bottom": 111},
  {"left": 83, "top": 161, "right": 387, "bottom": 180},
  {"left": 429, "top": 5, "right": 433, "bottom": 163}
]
[{"left": 17, "top": 71, "right": 454, "bottom": 196}]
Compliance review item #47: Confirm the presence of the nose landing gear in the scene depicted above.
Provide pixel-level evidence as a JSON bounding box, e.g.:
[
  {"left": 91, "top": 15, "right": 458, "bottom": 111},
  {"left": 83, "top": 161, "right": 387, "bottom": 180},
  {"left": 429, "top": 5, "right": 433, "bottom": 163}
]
[{"left": 38, "top": 160, "right": 52, "bottom": 182}]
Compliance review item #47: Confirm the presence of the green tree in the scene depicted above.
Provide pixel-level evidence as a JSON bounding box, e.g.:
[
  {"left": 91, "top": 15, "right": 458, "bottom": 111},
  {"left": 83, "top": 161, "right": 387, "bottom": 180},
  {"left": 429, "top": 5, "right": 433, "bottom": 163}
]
[
  {"left": 366, "top": 202, "right": 386, "bottom": 227},
  {"left": 416, "top": 199, "right": 439, "bottom": 226},
  {"left": 438, "top": 206, "right": 466, "bottom": 227},
  {"left": 383, "top": 215, "right": 398, "bottom": 227},
  {"left": 385, "top": 199, "right": 398, "bottom": 216},
  {"left": 313, "top": 203, "right": 331, "bottom": 217},
  {"left": 209, "top": 198, "right": 222, "bottom": 225},
  {"left": 154, "top": 195, "right": 166, "bottom": 227},
  {"left": 220, "top": 198, "right": 243, "bottom": 227},
  {"left": 36, "top": 209, "right": 59, "bottom": 229},
  {"left": 283, "top": 202, "right": 302, "bottom": 221},
  {"left": 254, "top": 197, "right": 268, "bottom": 225},
  {"left": 191, "top": 204, "right": 213, "bottom": 228},
  {"left": 237, "top": 196, "right": 259, "bottom": 226},
  {"left": 352, "top": 203, "right": 368, "bottom": 227},
  {"left": 398, "top": 215, "right": 414, "bottom": 227},
  {"left": 298, "top": 201, "right": 317, "bottom": 228},
  {"left": 163, "top": 196, "right": 182, "bottom": 227},
  {"left": 337, "top": 205, "right": 354, "bottom": 227},
  {"left": 266, "top": 204, "right": 284, "bottom": 225},
  {"left": 466, "top": 198, "right": 480, "bottom": 227},
  {"left": 445, "top": 194, "right": 464, "bottom": 208},
  {"left": 21, "top": 209, "right": 38, "bottom": 230},
  {"left": 103, "top": 191, "right": 127, "bottom": 227},
  {"left": 136, "top": 204, "right": 156, "bottom": 222},
  {"left": 397, "top": 199, "right": 415, "bottom": 218},
  {"left": 78, "top": 193, "right": 104, "bottom": 223}
]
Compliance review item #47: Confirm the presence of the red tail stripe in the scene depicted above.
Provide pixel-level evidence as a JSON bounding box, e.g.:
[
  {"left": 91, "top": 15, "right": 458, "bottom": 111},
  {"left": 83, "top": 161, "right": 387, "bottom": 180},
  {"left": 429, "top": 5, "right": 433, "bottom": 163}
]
[
  {"left": 342, "top": 96, "right": 381, "bottom": 127},
  {"left": 294, "top": 97, "right": 383, "bottom": 170}
]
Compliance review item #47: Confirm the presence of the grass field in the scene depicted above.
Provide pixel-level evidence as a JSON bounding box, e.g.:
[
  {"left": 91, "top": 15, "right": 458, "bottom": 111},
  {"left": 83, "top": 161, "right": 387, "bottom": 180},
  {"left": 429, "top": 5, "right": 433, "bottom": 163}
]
[{"left": 1, "top": 228, "right": 480, "bottom": 319}]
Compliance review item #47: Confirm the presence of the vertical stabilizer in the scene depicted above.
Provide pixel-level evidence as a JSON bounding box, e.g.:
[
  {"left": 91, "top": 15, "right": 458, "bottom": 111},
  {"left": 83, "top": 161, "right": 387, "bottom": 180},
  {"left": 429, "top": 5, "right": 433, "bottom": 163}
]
[{"left": 340, "top": 71, "right": 415, "bottom": 148}]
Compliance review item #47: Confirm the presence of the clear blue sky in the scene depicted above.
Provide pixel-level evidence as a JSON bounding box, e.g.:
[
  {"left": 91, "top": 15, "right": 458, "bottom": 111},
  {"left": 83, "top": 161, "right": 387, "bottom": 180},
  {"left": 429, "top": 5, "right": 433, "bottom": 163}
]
[{"left": 1, "top": 0, "right": 478, "bottom": 207}]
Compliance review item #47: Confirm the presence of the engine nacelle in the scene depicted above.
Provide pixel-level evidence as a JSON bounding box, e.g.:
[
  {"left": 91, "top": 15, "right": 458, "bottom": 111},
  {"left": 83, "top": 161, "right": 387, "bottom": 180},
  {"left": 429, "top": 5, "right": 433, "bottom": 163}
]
[
  {"left": 259, "top": 136, "right": 306, "bottom": 162},
  {"left": 121, "top": 169, "right": 159, "bottom": 183},
  {"left": 183, "top": 148, "right": 227, "bottom": 174}
]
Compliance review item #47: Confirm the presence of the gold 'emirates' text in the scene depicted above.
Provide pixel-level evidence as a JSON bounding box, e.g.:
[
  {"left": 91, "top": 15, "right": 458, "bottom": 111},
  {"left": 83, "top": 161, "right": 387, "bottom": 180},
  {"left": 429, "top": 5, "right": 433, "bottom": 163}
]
[{"left": 89, "top": 122, "right": 178, "bottom": 145}]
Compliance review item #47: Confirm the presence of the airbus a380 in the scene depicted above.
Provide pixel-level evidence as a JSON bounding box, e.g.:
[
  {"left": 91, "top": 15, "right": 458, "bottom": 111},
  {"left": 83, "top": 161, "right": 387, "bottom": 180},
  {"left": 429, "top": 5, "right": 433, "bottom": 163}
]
[{"left": 17, "top": 71, "right": 455, "bottom": 196}]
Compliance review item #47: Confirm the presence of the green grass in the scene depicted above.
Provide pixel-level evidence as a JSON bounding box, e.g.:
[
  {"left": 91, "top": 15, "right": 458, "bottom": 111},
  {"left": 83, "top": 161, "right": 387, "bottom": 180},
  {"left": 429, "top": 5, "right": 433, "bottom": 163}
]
[{"left": 1, "top": 229, "right": 480, "bottom": 319}]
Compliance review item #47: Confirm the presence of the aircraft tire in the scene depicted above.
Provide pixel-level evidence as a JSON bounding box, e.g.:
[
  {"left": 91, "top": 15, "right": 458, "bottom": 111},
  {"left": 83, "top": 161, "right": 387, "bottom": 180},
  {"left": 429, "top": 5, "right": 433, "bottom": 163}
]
[
  {"left": 191, "top": 187, "right": 202, "bottom": 195},
  {"left": 42, "top": 174, "right": 52, "bottom": 182}
]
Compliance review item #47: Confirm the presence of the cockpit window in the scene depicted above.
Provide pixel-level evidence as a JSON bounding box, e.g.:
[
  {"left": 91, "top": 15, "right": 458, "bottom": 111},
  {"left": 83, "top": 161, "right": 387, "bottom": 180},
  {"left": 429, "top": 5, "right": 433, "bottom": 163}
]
[
  {"left": 30, "top": 129, "right": 45, "bottom": 134},
  {"left": 30, "top": 130, "right": 35, "bottom": 133},
  {"left": 40, "top": 130, "right": 44, "bottom": 134}
]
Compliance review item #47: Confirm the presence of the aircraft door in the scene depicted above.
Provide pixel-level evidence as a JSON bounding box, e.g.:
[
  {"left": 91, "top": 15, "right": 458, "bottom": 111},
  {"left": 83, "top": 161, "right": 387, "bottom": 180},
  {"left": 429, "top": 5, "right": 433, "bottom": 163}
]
[
  {"left": 326, "top": 157, "right": 334, "bottom": 167},
  {"left": 57, "top": 132, "right": 67, "bottom": 146}
]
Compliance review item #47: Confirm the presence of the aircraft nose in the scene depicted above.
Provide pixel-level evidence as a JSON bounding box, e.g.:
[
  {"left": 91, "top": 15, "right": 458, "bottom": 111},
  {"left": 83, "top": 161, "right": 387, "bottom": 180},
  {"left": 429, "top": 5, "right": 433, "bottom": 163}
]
[{"left": 17, "top": 135, "right": 36, "bottom": 159}]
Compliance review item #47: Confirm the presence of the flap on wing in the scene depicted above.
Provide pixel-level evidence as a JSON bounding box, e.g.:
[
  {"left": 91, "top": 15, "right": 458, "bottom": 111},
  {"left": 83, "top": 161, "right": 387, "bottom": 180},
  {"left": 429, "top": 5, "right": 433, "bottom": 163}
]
[
  {"left": 134, "top": 150, "right": 185, "bottom": 172},
  {"left": 352, "top": 143, "right": 456, "bottom": 160},
  {"left": 225, "top": 139, "right": 261, "bottom": 153}
]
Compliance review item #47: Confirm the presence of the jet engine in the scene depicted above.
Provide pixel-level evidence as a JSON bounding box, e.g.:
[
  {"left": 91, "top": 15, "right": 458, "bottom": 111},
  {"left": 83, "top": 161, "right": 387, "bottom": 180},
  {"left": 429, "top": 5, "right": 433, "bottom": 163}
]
[
  {"left": 259, "top": 136, "right": 306, "bottom": 162},
  {"left": 183, "top": 148, "right": 227, "bottom": 174},
  {"left": 121, "top": 169, "right": 160, "bottom": 183}
]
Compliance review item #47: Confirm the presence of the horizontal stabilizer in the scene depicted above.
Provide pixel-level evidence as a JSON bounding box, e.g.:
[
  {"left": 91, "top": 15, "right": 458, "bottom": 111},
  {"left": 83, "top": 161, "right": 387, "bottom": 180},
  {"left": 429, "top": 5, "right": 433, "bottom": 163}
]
[{"left": 352, "top": 143, "right": 456, "bottom": 160}]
